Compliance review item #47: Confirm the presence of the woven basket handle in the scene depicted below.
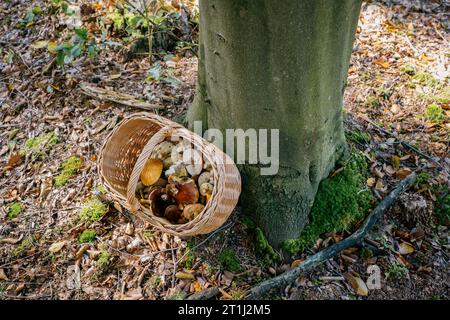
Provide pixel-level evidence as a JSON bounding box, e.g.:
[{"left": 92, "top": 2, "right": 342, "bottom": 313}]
[{"left": 126, "top": 126, "right": 174, "bottom": 212}]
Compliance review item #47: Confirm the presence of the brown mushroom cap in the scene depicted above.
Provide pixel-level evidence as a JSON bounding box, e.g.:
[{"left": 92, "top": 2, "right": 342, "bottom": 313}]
[
  {"left": 149, "top": 188, "right": 170, "bottom": 217},
  {"left": 173, "top": 177, "right": 199, "bottom": 207},
  {"left": 164, "top": 205, "right": 182, "bottom": 223},
  {"left": 182, "top": 203, "right": 205, "bottom": 221},
  {"left": 140, "top": 159, "right": 163, "bottom": 186}
]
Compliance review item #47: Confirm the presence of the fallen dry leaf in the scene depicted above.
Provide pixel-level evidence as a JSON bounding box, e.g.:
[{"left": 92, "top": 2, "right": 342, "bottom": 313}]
[
  {"left": 49, "top": 241, "right": 67, "bottom": 253},
  {"left": 344, "top": 272, "right": 368, "bottom": 296},
  {"left": 5, "top": 152, "right": 23, "bottom": 170},
  {"left": 0, "top": 268, "right": 8, "bottom": 281},
  {"left": 374, "top": 58, "right": 390, "bottom": 68},
  {"left": 399, "top": 242, "right": 414, "bottom": 255},
  {"left": 291, "top": 259, "right": 302, "bottom": 269},
  {"left": 367, "top": 177, "right": 376, "bottom": 187},
  {"left": 175, "top": 271, "right": 195, "bottom": 280},
  {"left": 396, "top": 168, "right": 412, "bottom": 179}
]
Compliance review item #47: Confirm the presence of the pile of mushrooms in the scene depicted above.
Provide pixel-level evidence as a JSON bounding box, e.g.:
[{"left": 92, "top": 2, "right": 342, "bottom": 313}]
[{"left": 135, "top": 137, "right": 214, "bottom": 224}]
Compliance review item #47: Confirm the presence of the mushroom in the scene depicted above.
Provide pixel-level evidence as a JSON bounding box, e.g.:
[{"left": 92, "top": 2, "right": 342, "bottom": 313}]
[
  {"left": 164, "top": 205, "right": 182, "bottom": 223},
  {"left": 140, "top": 159, "right": 163, "bottom": 186},
  {"left": 200, "top": 182, "right": 213, "bottom": 203},
  {"left": 203, "top": 157, "right": 212, "bottom": 171},
  {"left": 170, "top": 144, "right": 184, "bottom": 164},
  {"left": 152, "top": 141, "right": 175, "bottom": 160},
  {"left": 164, "top": 162, "right": 187, "bottom": 178},
  {"left": 199, "top": 182, "right": 213, "bottom": 196},
  {"left": 170, "top": 176, "right": 199, "bottom": 207},
  {"left": 183, "top": 148, "right": 203, "bottom": 176},
  {"left": 182, "top": 203, "right": 205, "bottom": 221},
  {"left": 148, "top": 188, "right": 171, "bottom": 217},
  {"left": 197, "top": 172, "right": 211, "bottom": 187}
]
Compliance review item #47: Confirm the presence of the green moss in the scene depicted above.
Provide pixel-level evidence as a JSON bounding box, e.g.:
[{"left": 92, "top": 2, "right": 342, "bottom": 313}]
[
  {"left": 283, "top": 152, "right": 374, "bottom": 254},
  {"left": 255, "top": 228, "right": 280, "bottom": 266},
  {"left": 6, "top": 202, "right": 22, "bottom": 219},
  {"left": 425, "top": 104, "right": 445, "bottom": 125},
  {"left": 241, "top": 216, "right": 280, "bottom": 266},
  {"left": 78, "top": 229, "right": 97, "bottom": 243},
  {"left": 96, "top": 250, "right": 111, "bottom": 270},
  {"left": 13, "top": 239, "right": 32, "bottom": 256},
  {"left": 21, "top": 132, "right": 59, "bottom": 157},
  {"left": 184, "top": 240, "right": 196, "bottom": 269},
  {"left": 218, "top": 248, "right": 242, "bottom": 273},
  {"left": 415, "top": 172, "right": 431, "bottom": 187},
  {"left": 54, "top": 156, "right": 82, "bottom": 187},
  {"left": 79, "top": 197, "right": 108, "bottom": 222},
  {"left": 385, "top": 263, "right": 408, "bottom": 280},
  {"left": 346, "top": 131, "right": 370, "bottom": 144}
]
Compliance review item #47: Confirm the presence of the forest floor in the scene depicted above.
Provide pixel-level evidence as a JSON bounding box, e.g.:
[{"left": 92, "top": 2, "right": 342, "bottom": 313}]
[{"left": 0, "top": 0, "right": 448, "bottom": 300}]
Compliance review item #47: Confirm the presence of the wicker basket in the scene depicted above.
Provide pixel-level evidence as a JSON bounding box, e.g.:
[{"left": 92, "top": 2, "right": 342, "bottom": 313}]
[{"left": 98, "top": 112, "right": 241, "bottom": 237}]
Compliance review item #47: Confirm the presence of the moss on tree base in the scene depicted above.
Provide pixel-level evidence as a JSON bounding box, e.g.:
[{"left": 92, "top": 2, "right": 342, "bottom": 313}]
[{"left": 282, "top": 151, "right": 374, "bottom": 254}]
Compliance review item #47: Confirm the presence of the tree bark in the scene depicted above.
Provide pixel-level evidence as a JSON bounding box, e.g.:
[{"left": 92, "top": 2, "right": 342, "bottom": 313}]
[{"left": 188, "top": 0, "right": 362, "bottom": 248}]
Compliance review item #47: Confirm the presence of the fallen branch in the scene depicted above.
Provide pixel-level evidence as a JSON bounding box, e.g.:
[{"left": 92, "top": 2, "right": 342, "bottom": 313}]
[
  {"left": 245, "top": 172, "right": 416, "bottom": 300},
  {"left": 79, "top": 82, "right": 163, "bottom": 111}
]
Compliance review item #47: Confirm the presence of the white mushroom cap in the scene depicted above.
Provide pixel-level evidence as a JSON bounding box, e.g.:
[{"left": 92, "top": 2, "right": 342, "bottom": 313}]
[{"left": 183, "top": 148, "right": 203, "bottom": 176}]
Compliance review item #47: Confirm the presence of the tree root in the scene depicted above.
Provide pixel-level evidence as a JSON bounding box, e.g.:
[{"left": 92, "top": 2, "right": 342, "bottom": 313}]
[{"left": 245, "top": 172, "right": 417, "bottom": 300}]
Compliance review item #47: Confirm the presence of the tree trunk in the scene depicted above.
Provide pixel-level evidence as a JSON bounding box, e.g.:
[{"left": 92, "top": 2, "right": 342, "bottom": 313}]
[{"left": 188, "top": 0, "right": 362, "bottom": 248}]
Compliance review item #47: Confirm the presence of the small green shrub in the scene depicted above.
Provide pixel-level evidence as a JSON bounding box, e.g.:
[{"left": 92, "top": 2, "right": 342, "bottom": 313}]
[
  {"left": 54, "top": 156, "right": 82, "bottom": 187},
  {"left": 79, "top": 198, "right": 108, "bottom": 222},
  {"left": 7, "top": 202, "right": 22, "bottom": 219},
  {"left": 78, "top": 229, "right": 97, "bottom": 243},
  {"left": 218, "top": 248, "right": 242, "bottom": 273}
]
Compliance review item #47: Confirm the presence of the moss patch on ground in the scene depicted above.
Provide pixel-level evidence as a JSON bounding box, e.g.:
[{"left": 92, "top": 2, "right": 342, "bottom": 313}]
[
  {"left": 79, "top": 197, "right": 108, "bottom": 222},
  {"left": 20, "top": 132, "right": 59, "bottom": 157},
  {"left": 6, "top": 202, "right": 22, "bottom": 219},
  {"left": 78, "top": 229, "right": 97, "bottom": 243},
  {"left": 218, "top": 248, "right": 242, "bottom": 273},
  {"left": 96, "top": 250, "right": 111, "bottom": 270},
  {"left": 54, "top": 156, "right": 82, "bottom": 187},
  {"left": 283, "top": 152, "right": 374, "bottom": 254},
  {"left": 425, "top": 103, "right": 445, "bottom": 125},
  {"left": 346, "top": 131, "right": 370, "bottom": 144}
]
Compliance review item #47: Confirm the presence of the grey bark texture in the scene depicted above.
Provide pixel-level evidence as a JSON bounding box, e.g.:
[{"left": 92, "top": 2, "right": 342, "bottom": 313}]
[{"left": 188, "top": 0, "right": 362, "bottom": 248}]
